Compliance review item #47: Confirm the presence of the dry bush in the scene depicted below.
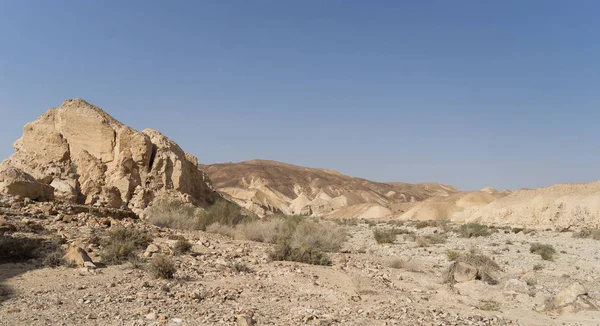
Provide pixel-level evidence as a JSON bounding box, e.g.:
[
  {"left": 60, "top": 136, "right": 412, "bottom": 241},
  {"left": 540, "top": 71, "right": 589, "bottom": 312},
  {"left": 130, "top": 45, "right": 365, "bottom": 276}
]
[
  {"left": 230, "top": 261, "right": 253, "bottom": 274},
  {"left": 146, "top": 197, "right": 252, "bottom": 231},
  {"left": 572, "top": 229, "right": 600, "bottom": 240},
  {"left": 173, "top": 238, "right": 192, "bottom": 255},
  {"left": 530, "top": 243, "right": 556, "bottom": 261},
  {"left": 101, "top": 227, "right": 151, "bottom": 265},
  {"left": 0, "top": 236, "right": 43, "bottom": 262},
  {"left": 43, "top": 248, "right": 67, "bottom": 267},
  {"left": 446, "top": 250, "right": 460, "bottom": 261},
  {"left": 148, "top": 255, "right": 176, "bottom": 279},
  {"left": 236, "top": 218, "right": 287, "bottom": 243},
  {"left": 458, "top": 223, "right": 496, "bottom": 238},
  {"left": 269, "top": 241, "right": 332, "bottom": 266},
  {"left": 291, "top": 221, "right": 347, "bottom": 253},
  {"left": 206, "top": 222, "right": 237, "bottom": 238},
  {"left": 373, "top": 228, "right": 412, "bottom": 244},
  {"left": 415, "top": 236, "right": 431, "bottom": 247}
]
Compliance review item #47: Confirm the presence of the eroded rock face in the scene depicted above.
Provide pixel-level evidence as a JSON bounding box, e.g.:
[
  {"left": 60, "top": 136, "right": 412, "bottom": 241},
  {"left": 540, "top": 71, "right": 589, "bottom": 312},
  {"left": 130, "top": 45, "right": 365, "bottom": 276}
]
[
  {"left": 0, "top": 166, "right": 54, "bottom": 201},
  {"left": 0, "top": 99, "right": 218, "bottom": 212}
]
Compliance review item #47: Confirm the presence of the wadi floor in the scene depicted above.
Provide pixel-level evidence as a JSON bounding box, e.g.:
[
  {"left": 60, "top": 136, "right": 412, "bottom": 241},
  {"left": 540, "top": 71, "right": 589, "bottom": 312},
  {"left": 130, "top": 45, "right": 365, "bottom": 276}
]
[{"left": 1, "top": 207, "right": 600, "bottom": 325}]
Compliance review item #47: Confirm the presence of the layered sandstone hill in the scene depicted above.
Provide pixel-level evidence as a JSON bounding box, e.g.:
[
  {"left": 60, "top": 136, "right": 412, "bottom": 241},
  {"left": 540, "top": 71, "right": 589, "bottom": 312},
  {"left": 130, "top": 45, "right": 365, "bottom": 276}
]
[
  {"left": 0, "top": 99, "right": 218, "bottom": 212},
  {"left": 465, "top": 181, "right": 600, "bottom": 229},
  {"left": 199, "top": 160, "right": 459, "bottom": 218},
  {"left": 397, "top": 190, "right": 510, "bottom": 221}
]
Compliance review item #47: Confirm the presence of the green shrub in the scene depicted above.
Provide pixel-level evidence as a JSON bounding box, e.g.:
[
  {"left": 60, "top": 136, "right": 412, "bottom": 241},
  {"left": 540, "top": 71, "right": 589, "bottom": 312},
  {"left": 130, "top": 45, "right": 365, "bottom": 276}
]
[
  {"left": 530, "top": 243, "right": 556, "bottom": 261},
  {"left": 148, "top": 255, "right": 176, "bottom": 279},
  {"left": 102, "top": 240, "right": 136, "bottom": 265},
  {"left": 459, "top": 223, "right": 496, "bottom": 238},
  {"left": 173, "top": 238, "right": 192, "bottom": 255},
  {"left": 446, "top": 250, "right": 460, "bottom": 261}
]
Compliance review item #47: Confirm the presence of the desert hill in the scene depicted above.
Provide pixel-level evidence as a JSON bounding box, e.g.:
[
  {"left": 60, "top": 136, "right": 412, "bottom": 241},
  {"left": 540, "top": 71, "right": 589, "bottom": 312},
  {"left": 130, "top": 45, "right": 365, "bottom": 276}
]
[
  {"left": 199, "top": 160, "right": 459, "bottom": 218},
  {"left": 0, "top": 99, "right": 218, "bottom": 213}
]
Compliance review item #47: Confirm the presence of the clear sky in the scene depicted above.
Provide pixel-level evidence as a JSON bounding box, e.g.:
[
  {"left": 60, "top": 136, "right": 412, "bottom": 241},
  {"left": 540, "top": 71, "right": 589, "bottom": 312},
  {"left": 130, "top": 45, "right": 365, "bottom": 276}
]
[{"left": 1, "top": 1, "right": 599, "bottom": 191}]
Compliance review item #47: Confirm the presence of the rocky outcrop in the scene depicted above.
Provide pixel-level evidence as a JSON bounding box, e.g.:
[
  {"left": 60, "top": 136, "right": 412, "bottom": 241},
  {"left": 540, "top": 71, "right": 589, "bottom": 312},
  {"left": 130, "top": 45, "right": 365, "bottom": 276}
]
[
  {"left": 0, "top": 99, "right": 218, "bottom": 212},
  {"left": 0, "top": 166, "right": 54, "bottom": 201}
]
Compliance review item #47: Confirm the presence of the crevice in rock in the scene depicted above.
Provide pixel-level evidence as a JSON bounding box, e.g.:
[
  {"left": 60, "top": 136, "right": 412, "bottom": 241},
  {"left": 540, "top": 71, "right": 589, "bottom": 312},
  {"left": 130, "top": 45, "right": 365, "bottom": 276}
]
[{"left": 147, "top": 144, "right": 157, "bottom": 173}]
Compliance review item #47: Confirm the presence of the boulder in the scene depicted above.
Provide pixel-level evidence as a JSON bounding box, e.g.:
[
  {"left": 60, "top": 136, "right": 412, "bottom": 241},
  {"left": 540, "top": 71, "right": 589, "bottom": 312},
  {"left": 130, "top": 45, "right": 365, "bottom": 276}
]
[
  {"left": 503, "top": 279, "right": 529, "bottom": 294},
  {"left": 64, "top": 246, "right": 96, "bottom": 268},
  {"left": 0, "top": 166, "right": 54, "bottom": 201},
  {"left": 453, "top": 262, "right": 478, "bottom": 283},
  {"left": 553, "top": 283, "right": 587, "bottom": 308},
  {"left": 0, "top": 99, "right": 219, "bottom": 212}
]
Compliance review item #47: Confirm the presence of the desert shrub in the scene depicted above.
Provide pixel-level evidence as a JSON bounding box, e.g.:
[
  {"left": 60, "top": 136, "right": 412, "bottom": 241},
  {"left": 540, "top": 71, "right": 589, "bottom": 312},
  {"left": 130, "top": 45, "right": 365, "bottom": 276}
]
[
  {"left": 173, "top": 238, "right": 192, "bottom": 255},
  {"left": 101, "top": 227, "right": 151, "bottom": 265},
  {"left": 459, "top": 223, "right": 496, "bottom": 238},
  {"left": 291, "top": 221, "right": 347, "bottom": 252},
  {"left": 373, "top": 229, "right": 400, "bottom": 244},
  {"left": 148, "top": 255, "right": 176, "bottom": 279},
  {"left": 572, "top": 229, "right": 600, "bottom": 240},
  {"left": 446, "top": 250, "right": 460, "bottom": 261},
  {"left": 0, "top": 236, "right": 43, "bottom": 262},
  {"left": 415, "top": 221, "right": 431, "bottom": 229},
  {"left": 237, "top": 218, "right": 289, "bottom": 243},
  {"left": 269, "top": 241, "right": 332, "bottom": 266},
  {"left": 43, "top": 248, "right": 67, "bottom": 267},
  {"left": 146, "top": 197, "right": 252, "bottom": 231},
  {"left": 231, "top": 261, "right": 253, "bottom": 274},
  {"left": 102, "top": 240, "right": 136, "bottom": 265},
  {"left": 533, "top": 263, "right": 544, "bottom": 271},
  {"left": 206, "top": 222, "right": 237, "bottom": 238},
  {"left": 530, "top": 243, "right": 556, "bottom": 261},
  {"left": 424, "top": 233, "right": 447, "bottom": 244}
]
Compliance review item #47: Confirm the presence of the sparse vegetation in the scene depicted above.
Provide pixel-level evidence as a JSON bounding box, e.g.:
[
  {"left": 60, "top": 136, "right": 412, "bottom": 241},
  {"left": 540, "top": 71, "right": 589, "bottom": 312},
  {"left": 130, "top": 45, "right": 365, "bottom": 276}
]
[
  {"left": 148, "top": 255, "right": 176, "bottom": 279},
  {"left": 101, "top": 227, "right": 151, "bottom": 265},
  {"left": 291, "top": 220, "right": 347, "bottom": 252},
  {"left": 572, "top": 229, "right": 600, "bottom": 240},
  {"left": 43, "top": 248, "right": 67, "bottom": 267},
  {"left": 373, "top": 228, "right": 411, "bottom": 244},
  {"left": 446, "top": 250, "right": 460, "bottom": 261},
  {"left": 173, "top": 238, "right": 192, "bottom": 255},
  {"left": 206, "top": 222, "right": 237, "bottom": 238},
  {"left": 0, "top": 236, "right": 43, "bottom": 262},
  {"left": 146, "top": 197, "right": 252, "bottom": 231},
  {"left": 458, "top": 223, "right": 496, "bottom": 238},
  {"left": 269, "top": 241, "right": 332, "bottom": 266},
  {"left": 530, "top": 243, "right": 556, "bottom": 261},
  {"left": 231, "top": 261, "right": 253, "bottom": 274}
]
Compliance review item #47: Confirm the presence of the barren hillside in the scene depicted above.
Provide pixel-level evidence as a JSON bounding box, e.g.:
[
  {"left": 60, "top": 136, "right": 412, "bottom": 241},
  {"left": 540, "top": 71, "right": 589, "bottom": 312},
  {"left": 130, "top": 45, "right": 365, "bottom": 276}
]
[{"left": 200, "top": 160, "right": 459, "bottom": 218}]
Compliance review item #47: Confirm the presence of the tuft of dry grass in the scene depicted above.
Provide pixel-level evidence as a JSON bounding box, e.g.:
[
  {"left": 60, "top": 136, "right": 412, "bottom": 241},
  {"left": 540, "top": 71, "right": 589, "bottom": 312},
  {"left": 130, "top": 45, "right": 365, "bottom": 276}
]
[
  {"left": 530, "top": 243, "right": 556, "bottom": 261},
  {"left": 458, "top": 223, "right": 496, "bottom": 238},
  {"left": 206, "top": 222, "right": 237, "bottom": 238},
  {"left": 146, "top": 197, "right": 252, "bottom": 231},
  {"left": 101, "top": 227, "right": 151, "bottom": 265},
  {"left": 572, "top": 229, "right": 600, "bottom": 240},
  {"left": 148, "top": 255, "right": 176, "bottom": 279},
  {"left": 173, "top": 238, "right": 192, "bottom": 255}
]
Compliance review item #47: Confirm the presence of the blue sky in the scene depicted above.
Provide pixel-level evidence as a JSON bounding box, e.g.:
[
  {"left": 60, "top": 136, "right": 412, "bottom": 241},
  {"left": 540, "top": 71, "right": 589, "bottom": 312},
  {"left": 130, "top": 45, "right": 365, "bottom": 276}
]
[{"left": 1, "top": 1, "right": 599, "bottom": 191}]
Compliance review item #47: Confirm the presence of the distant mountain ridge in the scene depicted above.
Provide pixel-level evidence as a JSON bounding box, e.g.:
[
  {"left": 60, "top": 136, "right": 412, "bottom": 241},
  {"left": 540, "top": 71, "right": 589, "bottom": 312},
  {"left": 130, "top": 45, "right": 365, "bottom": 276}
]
[{"left": 199, "top": 159, "right": 459, "bottom": 218}]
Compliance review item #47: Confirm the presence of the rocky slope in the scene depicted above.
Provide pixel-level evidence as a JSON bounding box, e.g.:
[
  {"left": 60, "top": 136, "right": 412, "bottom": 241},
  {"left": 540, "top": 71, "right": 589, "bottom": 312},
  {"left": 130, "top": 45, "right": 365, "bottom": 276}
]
[
  {"left": 0, "top": 99, "right": 218, "bottom": 213},
  {"left": 200, "top": 160, "right": 459, "bottom": 218}
]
